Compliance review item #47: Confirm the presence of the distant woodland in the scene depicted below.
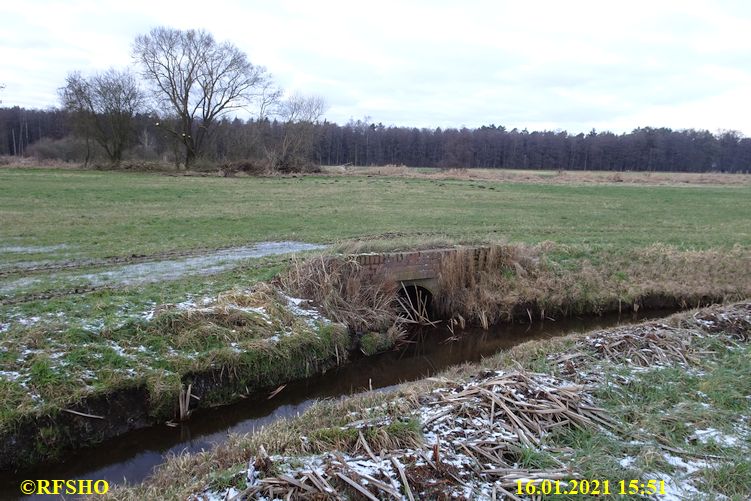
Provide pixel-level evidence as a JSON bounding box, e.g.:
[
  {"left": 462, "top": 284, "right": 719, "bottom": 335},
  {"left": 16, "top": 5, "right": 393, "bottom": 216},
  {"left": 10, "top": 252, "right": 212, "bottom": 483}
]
[{"left": 2, "top": 106, "right": 749, "bottom": 172}]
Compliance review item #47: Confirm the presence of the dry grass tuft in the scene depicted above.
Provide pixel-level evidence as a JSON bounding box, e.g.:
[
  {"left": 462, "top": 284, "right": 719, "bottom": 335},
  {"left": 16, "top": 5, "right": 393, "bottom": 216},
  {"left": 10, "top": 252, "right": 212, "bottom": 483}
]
[
  {"left": 435, "top": 244, "right": 541, "bottom": 326},
  {"left": 436, "top": 243, "right": 750, "bottom": 327},
  {"left": 278, "top": 255, "right": 399, "bottom": 332}
]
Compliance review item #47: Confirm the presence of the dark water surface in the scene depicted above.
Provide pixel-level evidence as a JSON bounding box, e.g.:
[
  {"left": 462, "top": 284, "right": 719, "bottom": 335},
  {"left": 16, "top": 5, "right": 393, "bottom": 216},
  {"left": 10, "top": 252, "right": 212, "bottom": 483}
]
[{"left": 1, "top": 309, "right": 676, "bottom": 499}]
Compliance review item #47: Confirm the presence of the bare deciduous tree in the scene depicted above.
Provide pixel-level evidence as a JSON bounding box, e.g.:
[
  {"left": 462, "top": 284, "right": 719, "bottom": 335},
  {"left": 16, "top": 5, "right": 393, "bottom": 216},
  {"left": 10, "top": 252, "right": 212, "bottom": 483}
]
[
  {"left": 59, "top": 69, "right": 144, "bottom": 166},
  {"left": 267, "top": 93, "right": 327, "bottom": 171},
  {"left": 133, "top": 27, "right": 272, "bottom": 167}
]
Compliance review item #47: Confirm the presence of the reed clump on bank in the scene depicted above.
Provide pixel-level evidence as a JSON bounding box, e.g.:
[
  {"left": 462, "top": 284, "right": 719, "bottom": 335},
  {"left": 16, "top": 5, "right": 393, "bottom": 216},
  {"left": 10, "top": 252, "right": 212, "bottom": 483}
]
[
  {"left": 434, "top": 242, "right": 751, "bottom": 327},
  {"left": 278, "top": 255, "right": 400, "bottom": 333}
]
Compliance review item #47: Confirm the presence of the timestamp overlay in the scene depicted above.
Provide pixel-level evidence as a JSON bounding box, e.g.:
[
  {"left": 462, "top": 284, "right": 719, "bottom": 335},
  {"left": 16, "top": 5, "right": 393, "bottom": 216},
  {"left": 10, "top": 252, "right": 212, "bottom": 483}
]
[{"left": 516, "top": 479, "right": 666, "bottom": 496}]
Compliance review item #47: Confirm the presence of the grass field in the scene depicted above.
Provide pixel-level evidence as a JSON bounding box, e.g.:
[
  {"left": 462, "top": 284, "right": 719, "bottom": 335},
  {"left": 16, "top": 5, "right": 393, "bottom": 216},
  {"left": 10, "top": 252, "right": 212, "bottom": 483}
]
[
  {"left": 1, "top": 168, "right": 750, "bottom": 265},
  {"left": 2, "top": 166, "right": 748, "bottom": 334},
  {"left": 1, "top": 166, "right": 750, "bottom": 475}
]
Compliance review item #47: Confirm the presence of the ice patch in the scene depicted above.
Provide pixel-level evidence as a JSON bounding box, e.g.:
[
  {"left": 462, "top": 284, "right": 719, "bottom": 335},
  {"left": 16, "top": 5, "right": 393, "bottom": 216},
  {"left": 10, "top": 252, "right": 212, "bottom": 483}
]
[
  {"left": 649, "top": 471, "right": 703, "bottom": 501},
  {"left": 0, "top": 370, "right": 23, "bottom": 382},
  {"left": 13, "top": 315, "right": 41, "bottom": 327},
  {"left": 107, "top": 342, "right": 130, "bottom": 358},
  {"left": 82, "top": 319, "right": 105, "bottom": 333},
  {"left": 0, "top": 244, "right": 69, "bottom": 254},
  {"left": 0, "top": 241, "right": 325, "bottom": 294},
  {"left": 662, "top": 453, "right": 708, "bottom": 475}
]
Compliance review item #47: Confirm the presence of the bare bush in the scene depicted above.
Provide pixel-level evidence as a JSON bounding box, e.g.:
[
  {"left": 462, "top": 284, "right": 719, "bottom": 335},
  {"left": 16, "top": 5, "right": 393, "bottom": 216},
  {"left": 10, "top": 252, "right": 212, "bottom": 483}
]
[
  {"left": 266, "top": 94, "right": 327, "bottom": 172},
  {"left": 26, "top": 136, "right": 97, "bottom": 163},
  {"left": 59, "top": 69, "right": 144, "bottom": 166}
]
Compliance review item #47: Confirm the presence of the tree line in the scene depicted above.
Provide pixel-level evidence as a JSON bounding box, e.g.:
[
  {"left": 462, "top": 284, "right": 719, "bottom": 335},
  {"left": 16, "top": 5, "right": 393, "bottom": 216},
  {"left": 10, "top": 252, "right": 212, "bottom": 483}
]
[
  {"left": 316, "top": 122, "right": 751, "bottom": 172},
  {"left": 1, "top": 26, "right": 749, "bottom": 173},
  {"left": 3, "top": 107, "right": 750, "bottom": 173}
]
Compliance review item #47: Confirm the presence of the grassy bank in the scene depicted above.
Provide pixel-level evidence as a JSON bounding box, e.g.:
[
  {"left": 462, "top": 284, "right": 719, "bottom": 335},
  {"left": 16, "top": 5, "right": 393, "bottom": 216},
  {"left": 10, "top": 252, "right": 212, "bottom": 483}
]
[
  {"left": 2, "top": 166, "right": 749, "bottom": 333},
  {"left": 0, "top": 285, "right": 349, "bottom": 468},
  {"left": 103, "top": 302, "right": 751, "bottom": 500},
  {"left": 2, "top": 240, "right": 748, "bottom": 468},
  {"left": 283, "top": 243, "right": 750, "bottom": 332}
]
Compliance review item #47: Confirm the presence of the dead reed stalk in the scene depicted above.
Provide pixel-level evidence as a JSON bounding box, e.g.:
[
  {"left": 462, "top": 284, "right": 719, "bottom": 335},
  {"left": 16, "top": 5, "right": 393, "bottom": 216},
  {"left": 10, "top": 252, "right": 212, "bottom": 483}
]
[{"left": 178, "top": 383, "right": 192, "bottom": 422}]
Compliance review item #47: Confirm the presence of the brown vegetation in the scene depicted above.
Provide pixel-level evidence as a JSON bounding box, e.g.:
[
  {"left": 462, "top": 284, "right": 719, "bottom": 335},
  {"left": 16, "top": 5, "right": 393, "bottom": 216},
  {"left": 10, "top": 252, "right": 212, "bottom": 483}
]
[
  {"left": 278, "top": 255, "right": 399, "bottom": 333},
  {"left": 323, "top": 165, "right": 751, "bottom": 186},
  {"left": 434, "top": 243, "right": 750, "bottom": 326},
  {"left": 279, "top": 243, "right": 750, "bottom": 336}
]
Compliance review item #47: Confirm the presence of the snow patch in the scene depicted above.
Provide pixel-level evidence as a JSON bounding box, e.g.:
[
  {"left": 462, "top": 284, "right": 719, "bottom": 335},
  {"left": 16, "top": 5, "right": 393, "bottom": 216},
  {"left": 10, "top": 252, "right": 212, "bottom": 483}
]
[{"left": 690, "top": 428, "right": 740, "bottom": 447}]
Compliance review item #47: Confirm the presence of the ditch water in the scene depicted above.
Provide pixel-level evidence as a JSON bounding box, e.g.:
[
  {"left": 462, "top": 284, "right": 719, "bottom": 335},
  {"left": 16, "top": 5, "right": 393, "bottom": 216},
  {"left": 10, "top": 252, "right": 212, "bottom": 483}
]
[{"left": 0, "top": 308, "right": 676, "bottom": 499}]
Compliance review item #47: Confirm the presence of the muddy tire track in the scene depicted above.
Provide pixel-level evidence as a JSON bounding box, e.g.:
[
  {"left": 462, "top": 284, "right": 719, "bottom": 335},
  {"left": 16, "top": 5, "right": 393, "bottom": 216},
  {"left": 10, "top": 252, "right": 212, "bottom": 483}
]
[{"left": 0, "top": 285, "right": 109, "bottom": 305}]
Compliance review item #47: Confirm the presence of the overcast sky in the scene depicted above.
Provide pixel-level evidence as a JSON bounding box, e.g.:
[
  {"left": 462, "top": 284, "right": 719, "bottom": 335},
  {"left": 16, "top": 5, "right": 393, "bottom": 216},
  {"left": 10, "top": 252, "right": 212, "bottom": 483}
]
[{"left": 2, "top": 0, "right": 750, "bottom": 134}]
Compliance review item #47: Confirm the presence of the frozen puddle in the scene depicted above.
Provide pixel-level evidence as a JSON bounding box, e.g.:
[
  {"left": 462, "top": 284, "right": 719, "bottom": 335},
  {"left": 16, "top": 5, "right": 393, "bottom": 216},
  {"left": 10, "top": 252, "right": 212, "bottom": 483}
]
[
  {"left": 0, "top": 241, "right": 324, "bottom": 294},
  {"left": 0, "top": 244, "right": 69, "bottom": 254}
]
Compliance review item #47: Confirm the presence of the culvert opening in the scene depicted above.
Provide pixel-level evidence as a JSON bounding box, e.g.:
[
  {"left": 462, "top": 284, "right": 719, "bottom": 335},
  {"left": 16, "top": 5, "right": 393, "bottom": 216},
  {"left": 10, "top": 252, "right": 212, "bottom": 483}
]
[{"left": 396, "top": 284, "right": 435, "bottom": 325}]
